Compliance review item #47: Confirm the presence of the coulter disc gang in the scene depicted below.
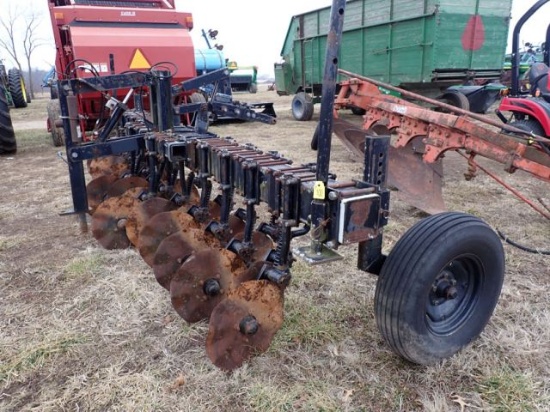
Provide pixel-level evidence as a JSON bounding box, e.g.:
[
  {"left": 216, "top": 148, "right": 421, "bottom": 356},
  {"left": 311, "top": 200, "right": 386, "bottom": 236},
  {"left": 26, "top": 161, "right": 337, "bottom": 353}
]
[{"left": 206, "top": 280, "right": 284, "bottom": 371}]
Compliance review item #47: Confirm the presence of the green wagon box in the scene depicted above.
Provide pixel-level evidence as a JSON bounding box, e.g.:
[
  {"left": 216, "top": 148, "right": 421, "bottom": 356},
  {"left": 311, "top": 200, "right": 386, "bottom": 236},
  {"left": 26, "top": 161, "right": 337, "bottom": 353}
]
[{"left": 275, "top": 0, "right": 513, "bottom": 119}]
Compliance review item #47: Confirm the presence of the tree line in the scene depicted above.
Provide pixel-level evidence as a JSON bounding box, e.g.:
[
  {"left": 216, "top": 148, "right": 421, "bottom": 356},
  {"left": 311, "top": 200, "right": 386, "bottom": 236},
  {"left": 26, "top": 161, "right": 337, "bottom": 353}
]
[{"left": 1, "top": 4, "right": 49, "bottom": 100}]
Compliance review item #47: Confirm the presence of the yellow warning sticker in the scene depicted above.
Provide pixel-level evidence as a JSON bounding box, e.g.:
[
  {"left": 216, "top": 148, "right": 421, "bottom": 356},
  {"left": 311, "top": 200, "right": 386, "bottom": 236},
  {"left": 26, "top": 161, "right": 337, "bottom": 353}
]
[
  {"left": 313, "top": 181, "right": 325, "bottom": 200},
  {"left": 129, "top": 49, "right": 151, "bottom": 69}
]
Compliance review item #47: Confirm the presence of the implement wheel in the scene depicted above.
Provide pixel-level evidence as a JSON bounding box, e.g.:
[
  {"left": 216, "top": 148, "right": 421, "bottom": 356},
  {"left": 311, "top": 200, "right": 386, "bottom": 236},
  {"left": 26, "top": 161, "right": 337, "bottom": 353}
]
[
  {"left": 374, "top": 212, "right": 504, "bottom": 365},
  {"left": 291, "top": 92, "right": 314, "bottom": 121},
  {"left": 438, "top": 90, "right": 470, "bottom": 112},
  {"left": 8, "top": 68, "right": 28, "bottom": 108},
  {"left": 47, "top": 100, "right": 64, "bottom": 147},
  {"left": 0, "top": 84, "right": 16, "bottom": 155}
]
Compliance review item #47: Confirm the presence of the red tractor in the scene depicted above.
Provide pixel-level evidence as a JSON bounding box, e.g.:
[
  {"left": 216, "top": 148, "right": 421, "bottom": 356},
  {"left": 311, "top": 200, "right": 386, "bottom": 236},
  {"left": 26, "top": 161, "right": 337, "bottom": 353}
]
[
  {"left": 46, "top": 0, "right": 197, "bottom": 145},
  {"left": 497, "top": 0, "right": 550, "bottom": 154}
]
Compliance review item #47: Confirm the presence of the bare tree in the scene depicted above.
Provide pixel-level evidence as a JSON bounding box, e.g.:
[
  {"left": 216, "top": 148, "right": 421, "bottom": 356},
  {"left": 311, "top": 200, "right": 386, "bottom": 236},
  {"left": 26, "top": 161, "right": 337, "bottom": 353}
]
[
  {"left": 20, "top": 11, "right": 47, "bottom": 99},
  {"left": 0, "top": 6, "right": 23, "bottom": 71},
  {"left": 0, "top": 5, "right": 48, "bottom": 99}
]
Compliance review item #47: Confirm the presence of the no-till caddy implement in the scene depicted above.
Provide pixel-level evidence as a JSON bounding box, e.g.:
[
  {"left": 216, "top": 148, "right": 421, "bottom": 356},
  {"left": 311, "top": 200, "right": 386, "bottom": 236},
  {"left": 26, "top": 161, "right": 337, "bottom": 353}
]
[{"left": 58, "top": 0, "right": 508, "bottom": 370}]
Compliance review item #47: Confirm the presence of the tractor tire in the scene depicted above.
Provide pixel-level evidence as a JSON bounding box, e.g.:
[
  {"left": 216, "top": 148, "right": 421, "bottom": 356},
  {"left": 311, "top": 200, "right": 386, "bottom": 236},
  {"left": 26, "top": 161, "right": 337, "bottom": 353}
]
[
  {"left": 248, "top": 83, "right": 258, "bottom": 94},
  {"left": 0, "top": 84, "right": 16, "bottom": 155},
  {"left": 507, "top": 119, "right": 549, "bottom": 149},
  {"left": 47, "top": 99, "right": 65, "bottom": 147},
  {"left": 374, "top": 212, "right": 504, "bottom": 365},
  {"left": 8, "top": 68, "right": 28, "bottom": 108},
  {"left": 507, "top": 119, "right": 545, "bottom": 136},
  {"left": 438, "top": 90, "right": 470, "bottom": 112},
  {"left": 291, "top": 92, "right": 314, "bottom": 121}
]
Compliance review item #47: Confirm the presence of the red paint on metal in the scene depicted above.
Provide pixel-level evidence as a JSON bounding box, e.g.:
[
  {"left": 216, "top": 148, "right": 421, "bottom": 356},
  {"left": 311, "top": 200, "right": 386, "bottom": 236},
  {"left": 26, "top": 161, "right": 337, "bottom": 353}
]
[{"left": 461, "top": 15, "right": 485, "bottom": 51}]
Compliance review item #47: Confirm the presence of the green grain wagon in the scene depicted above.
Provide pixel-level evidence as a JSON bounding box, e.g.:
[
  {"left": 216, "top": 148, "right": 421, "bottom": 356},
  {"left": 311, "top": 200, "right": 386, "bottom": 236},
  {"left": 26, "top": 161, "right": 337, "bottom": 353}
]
[{"left": 275, "top": 0, "right": 513, "bottom": 120}]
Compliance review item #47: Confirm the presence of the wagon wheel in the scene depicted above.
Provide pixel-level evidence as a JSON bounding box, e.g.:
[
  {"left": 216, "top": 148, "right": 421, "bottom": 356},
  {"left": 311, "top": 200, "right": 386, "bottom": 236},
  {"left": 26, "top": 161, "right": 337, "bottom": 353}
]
[
  {"left": 437, "top": 90, "right": 470, "bottom": 112},
  {"left": 291, "top": 92, "right": 314, "bottom": 121},
  {"left": 374, "top": 212, "right": 505, "bottom": 365},
  {"left": 206, "top": 280, "right": 284, "bottom": 371}
]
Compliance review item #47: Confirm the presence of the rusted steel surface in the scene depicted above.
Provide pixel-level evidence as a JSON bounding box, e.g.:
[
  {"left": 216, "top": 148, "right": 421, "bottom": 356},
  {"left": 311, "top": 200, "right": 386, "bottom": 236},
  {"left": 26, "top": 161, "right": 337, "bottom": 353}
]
[
  {"left": 332, "top": 117, "right": 446, "bottom": 215},
  {"left": 87, "top": 156, "right": 128, "bottom": 179},
  {"left": 126, "top": 198, "right": 177, "bottom": 247},
  {"left": 153, "top": 229, "right": 219, "bottom": 290},
  {"left": 105, "top": 176, "right": 148, "bottom": 199},
  {"left": 137, "top": 210, "right": 200, "bottom": 266},
  {"left": 91, "top": 195, "right": 140, "bottom": 249},
  {"left": 86, "top": 174, "right": 117, "bottom": 213},
  {"left": 334, "top": 74, "right": 550, "bottom": 184},
  {"left": 206, "top": 280, "right": 284, "bottom": 371},
  {"left": 169, "top": 249, "right": 254, "bottom": 323}
]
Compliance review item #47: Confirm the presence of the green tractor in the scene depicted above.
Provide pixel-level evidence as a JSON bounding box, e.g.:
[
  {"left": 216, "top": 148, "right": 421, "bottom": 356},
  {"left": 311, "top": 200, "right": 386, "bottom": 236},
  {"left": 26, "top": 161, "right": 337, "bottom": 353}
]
[{"left": 0, "top": 60, "right": 30, "bottom": 155}]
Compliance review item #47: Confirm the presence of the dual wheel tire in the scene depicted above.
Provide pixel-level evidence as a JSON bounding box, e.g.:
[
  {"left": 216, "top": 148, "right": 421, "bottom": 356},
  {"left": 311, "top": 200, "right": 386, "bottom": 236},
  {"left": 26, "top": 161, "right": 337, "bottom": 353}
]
[{"left": 375, "top": 212, "right": 505, "bottom": 364}]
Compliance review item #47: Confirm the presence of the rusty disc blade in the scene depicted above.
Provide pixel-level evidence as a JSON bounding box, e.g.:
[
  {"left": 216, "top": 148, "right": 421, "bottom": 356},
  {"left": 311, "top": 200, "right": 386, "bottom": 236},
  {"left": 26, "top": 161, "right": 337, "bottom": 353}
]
[
  {"left": 91, "top": 195, "right": 140, "bottom": 249},
  {"left": 332, "top": 117, "right": 446, "bottom": 215},
  {"left": 87, "top": 174, "right": 117, "bottom": 213},
  {"left": 137, "top": 209, "right": 200, "bottom": 266},
  {"left": 105, "top": 176, "right": 148, "bottom": 199},
  {"left": 126, "top": 197, "right": 177, "bottom": 247},
  {"left": 169, "top": 248, "right": 254, "bottom": 323},
  {"left": 174, "top": 182, "right": 201, "bottom": 206},
  {"left": 206, "top": 280, "right": 284, "bottom": 371},
  {"left": 232, "top": 231, "right": 274, "bottom": 263},
  {"left": 153, "top": 228, "right": 219, "bottom": 290},
  {"left": 88, "top": 156, "right": 128, "bottom": 179}
]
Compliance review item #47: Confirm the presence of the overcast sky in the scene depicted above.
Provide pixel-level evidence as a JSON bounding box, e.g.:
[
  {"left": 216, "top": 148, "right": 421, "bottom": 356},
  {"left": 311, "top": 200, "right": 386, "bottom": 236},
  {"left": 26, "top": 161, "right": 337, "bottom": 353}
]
[{"left": 1, "top": 0, "right": 549, "bottom": 76}]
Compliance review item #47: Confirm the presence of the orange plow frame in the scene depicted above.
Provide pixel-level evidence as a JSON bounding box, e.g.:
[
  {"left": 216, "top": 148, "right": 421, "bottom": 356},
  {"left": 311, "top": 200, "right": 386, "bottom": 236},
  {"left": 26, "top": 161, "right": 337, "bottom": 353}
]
[{"left": 333, "top": 71, "right": 550, "bottom": 219}]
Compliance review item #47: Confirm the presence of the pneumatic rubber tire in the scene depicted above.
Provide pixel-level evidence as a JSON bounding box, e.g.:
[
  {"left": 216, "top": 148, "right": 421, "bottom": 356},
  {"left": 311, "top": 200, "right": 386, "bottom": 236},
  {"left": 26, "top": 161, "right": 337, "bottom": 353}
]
[
  {"left": 47, "top": 99, "right": 64, "bottom": 147},
  {"left": 8, "top": 68, "right": 28, "bottom": 108},
  {"left": 374, "top": 212, "right": 505, "bottom": 365},
  {"left": 438, "top": 90, "right": 470, "bottom": 112},
  {"left": 291, "top": 92, "right": 314, "bottom": 121},
  {"left": 0, "top": 84, "right": 16, "bottom": 155}
]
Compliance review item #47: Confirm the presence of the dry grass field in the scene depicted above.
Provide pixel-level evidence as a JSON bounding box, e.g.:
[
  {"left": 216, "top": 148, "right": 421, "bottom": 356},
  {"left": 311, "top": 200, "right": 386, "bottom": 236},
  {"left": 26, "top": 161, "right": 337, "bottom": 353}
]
[{"left": 0, "top": 87, "right": 549, "bottom": 411}]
